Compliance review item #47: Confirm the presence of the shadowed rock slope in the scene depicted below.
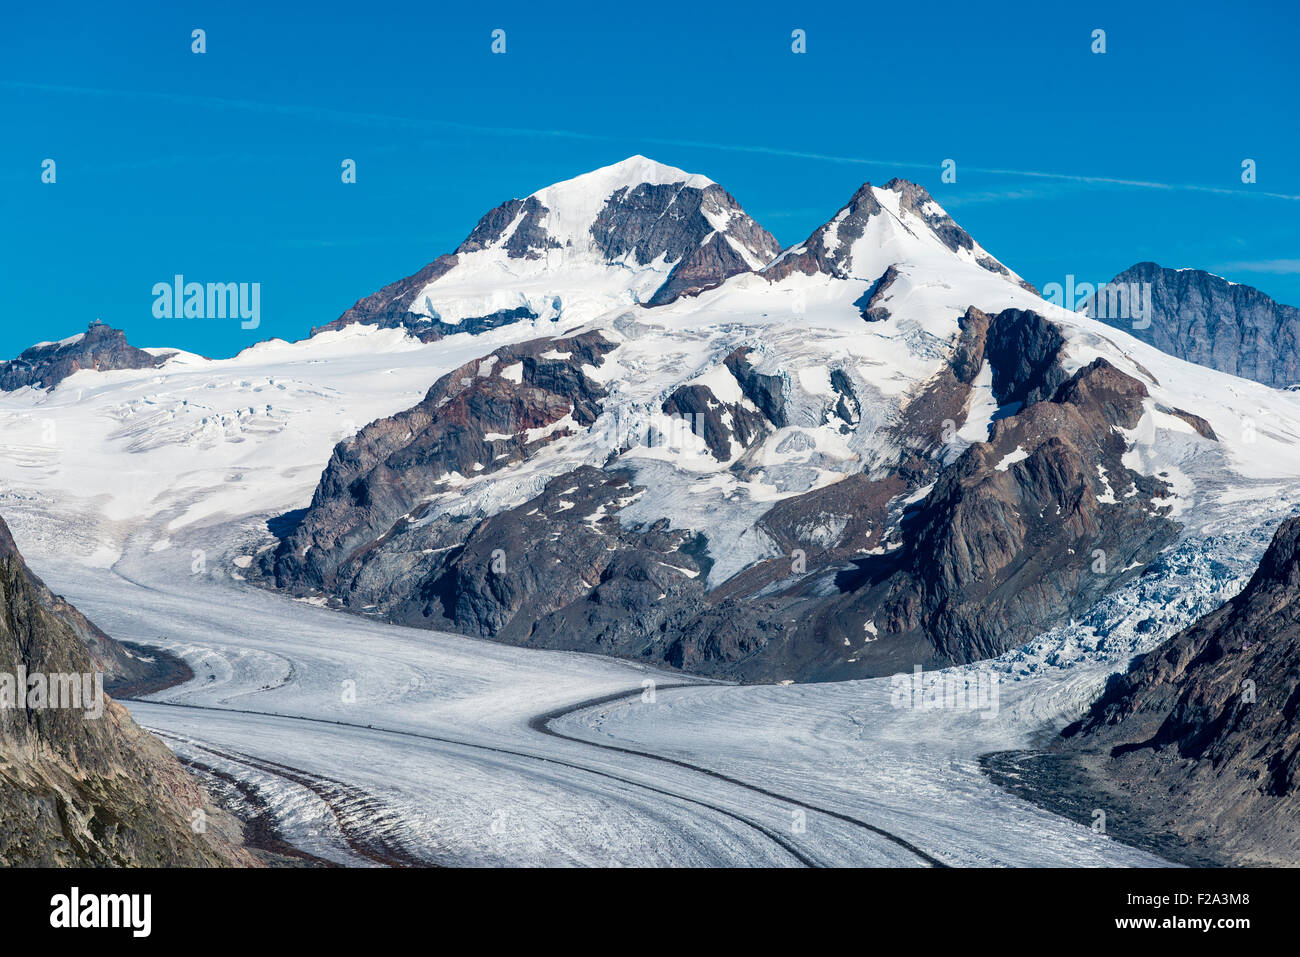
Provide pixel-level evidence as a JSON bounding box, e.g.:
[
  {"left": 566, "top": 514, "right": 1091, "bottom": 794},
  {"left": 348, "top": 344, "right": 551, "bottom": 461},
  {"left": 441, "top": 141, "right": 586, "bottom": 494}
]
[
  {"left": 1032, "top": 515, "right": 1300, "bottom": 865},
  {"left": 0, "top": 514, "right": 252, "bottom": 866}
]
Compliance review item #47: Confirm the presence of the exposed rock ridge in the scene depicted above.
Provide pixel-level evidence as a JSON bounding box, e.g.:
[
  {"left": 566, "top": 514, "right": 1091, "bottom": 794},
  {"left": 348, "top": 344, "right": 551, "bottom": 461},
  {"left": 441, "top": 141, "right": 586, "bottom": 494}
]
[{"left": 0, "top": 323, "right": 168, "bottom": 392}]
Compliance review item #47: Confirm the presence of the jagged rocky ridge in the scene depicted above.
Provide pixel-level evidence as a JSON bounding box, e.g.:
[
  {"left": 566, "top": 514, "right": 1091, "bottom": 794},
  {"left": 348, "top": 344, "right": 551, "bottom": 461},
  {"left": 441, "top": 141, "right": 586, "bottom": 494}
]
[
  {"left": 0, "top": 513, "right": 251, "bottom": 865},
  {"left": 0, "top": 322, "right": 167, "bottom": 392},
  {"left": 1085, "top": 262, "right": 1300, "bottom": 389}
]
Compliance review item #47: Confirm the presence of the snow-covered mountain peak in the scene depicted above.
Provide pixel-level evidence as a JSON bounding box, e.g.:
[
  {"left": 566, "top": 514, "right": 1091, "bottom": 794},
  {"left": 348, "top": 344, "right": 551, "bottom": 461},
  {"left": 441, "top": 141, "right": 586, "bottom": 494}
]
[
  {"left": 534, "top": 154, "right": 716, "bottom": 206},
  {"left": 315, "top": 156, "right": 779, "bottom": 340},
  {"left": 762, "top": 179, "right": 1031, "bottom": 296}
]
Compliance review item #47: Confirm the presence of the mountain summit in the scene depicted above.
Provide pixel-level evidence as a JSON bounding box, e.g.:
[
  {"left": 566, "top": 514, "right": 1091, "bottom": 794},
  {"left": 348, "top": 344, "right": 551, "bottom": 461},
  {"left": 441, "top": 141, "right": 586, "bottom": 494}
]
[
  {"left": 314, "top": 155, "right": 781, "bottom": 341},
  {"left": 764, "top": 178, "right": 1035, "bottom": 296}
]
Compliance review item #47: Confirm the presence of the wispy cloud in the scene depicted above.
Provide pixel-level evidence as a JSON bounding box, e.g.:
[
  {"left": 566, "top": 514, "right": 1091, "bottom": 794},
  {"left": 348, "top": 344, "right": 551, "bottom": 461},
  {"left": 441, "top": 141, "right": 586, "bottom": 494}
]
[
  {"left": 1213, "top": 259, "right": 1300, "bottom": 274},
  {"left": 940, "top": 186, "right": 1066, "bottom": 207},
  {"left": 7, "top": 79, "right": 1300, "bottom": 202}
]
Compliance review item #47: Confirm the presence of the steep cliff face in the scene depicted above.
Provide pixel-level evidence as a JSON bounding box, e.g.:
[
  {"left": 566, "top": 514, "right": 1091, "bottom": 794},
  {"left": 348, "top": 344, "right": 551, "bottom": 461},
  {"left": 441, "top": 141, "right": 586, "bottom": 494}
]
[
  {"left": 1085, "top": 262, "right": 1300, "bottom": 388},
  {"left": 1050, "top": 515, "right": 1300, "bottom": 865},
  {"left": 0, "top": 323, "right": 167, "bottom": 392},
  {"left": 0, "top": 515, "right": 251, "bottom": 866}
]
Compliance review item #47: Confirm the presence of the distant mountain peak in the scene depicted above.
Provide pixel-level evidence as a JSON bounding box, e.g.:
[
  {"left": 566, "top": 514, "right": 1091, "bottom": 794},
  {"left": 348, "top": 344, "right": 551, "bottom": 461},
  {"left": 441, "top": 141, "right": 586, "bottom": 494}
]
[
  {"left": 1084, "top": 262, "right": 1300, "bottom": 388},
  {"left": 0, "top": 322, "right": 167, "bottom": 392}
]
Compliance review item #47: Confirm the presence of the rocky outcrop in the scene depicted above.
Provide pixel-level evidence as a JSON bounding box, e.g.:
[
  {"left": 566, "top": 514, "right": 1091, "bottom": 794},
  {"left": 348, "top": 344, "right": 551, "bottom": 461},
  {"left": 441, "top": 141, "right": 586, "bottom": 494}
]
[
  {"left": 723, "top": 348, "right": 787, "bottom": 427},
  {"left": 312, "top": 255, "right": 460, "bottom": 340},
  {"left": 857, "top": 265, "right": 901, "bottom": 321},
  {"left": 661, "top": 383, "right": 767, "bottom": 462},
  {"left": 843, "top": 356, "right": 1175, "bottom": 668},
  {"left": 1085, "top": 262, "right": 1300, "bottom": 388},
  {"left": 460, "top": 196, "right": 560, "bottom": 259},
  {"left": 591, "top": 181, "right": 781, "bottom": 304},
  {"left": 647, "top": 232, "right": 757, "bottom": 306},
  {"left": 1036, "top": 515, "right": 1300, "bottom": 865},
  {"left": 263, "top": 331, "right": 617, "bottom": 594},
  {"left": 0, "top": 514, "right": 251, "bottom": 866},
  {"left": 374, "top": 467, "right": 711, "bottom": 651},
  {"left": 983, "top": 307, "right": 1069, "bottom": 406},
  {"left": 0, "top": 323, "right": 167, "bottom": 392}
]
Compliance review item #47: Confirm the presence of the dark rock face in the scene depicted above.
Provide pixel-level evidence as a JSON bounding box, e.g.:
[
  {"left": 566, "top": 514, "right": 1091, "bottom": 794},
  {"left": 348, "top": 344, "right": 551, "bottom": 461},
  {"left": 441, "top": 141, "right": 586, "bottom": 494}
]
[
  {"left": 1041, "top": 515, "right": 1300, "bottom": 864},
  {"left": 984, "top": 308, "right": 1069, "bottom": 406},
  {"left": 1085, "top": 262, "right": 1300, "bottom": 388},
  {"left": 0, "top": 521, "right": 183, "bottom": 697},
  {"left": 647, "top": 232, "right": 754, "bottom": 306},
  {"left": 377, "top": 467, "right": 711, "bottom": 652},
  {"left": 263, "top": 331, "right": 617, "bottom": 594},
  {"left": 1163, "top": 406, "right": 1217, "bottom": 441},
  {"left": 0, "top": 514, "right": 251, "bottom": 866},
  {"left": 0, "top": 323, "right": 167, "bottom": 392},
  {"left": 723, "top": 348, "right": 787, "bottom": 427},
  {"left": 590, "top": 182, "right": 779, "bottom": 290},
  {"left": 839, "top": 356, "right": 1174, "bottom": 669},
  {"left": 662, "top": 383, "right": 766, "bottom": 462},
  {"left": 763, "top": 183, "right": 884, "bottom": 282},
  {"left": 857, "top": 265, "right": 901, "bottom": 321},
  {"left": 459, "top": 196, "right": 560, "bottom": 259}
]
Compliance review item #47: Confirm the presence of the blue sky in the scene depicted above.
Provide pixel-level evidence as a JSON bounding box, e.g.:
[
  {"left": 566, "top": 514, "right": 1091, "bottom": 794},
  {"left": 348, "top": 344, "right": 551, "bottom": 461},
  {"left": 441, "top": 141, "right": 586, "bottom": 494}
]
[{"left": 3, "top": 0, "right": 1297, "bottom": 359}]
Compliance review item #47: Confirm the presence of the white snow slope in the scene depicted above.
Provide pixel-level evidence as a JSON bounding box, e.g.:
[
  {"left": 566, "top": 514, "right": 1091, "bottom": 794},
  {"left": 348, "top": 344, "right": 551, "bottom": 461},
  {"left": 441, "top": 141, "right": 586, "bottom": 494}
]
[{"left": 4, "top": 157, "right": 1300, "bottom": 866}]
